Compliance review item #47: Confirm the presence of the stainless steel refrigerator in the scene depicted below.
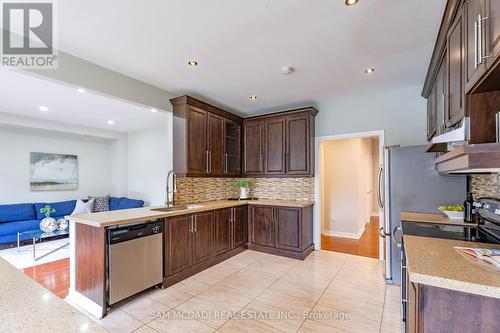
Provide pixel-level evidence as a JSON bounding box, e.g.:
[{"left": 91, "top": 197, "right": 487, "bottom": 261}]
[{"left": 377, "top": 145, "right": 466, "bottom": 284}]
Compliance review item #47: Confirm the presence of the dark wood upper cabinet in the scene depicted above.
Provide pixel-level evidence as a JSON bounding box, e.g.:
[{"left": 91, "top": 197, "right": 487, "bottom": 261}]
[
  {"left": 286, "top": 113, "right": 312, "bottom": 174},
  {"left": 465, "top": 0, "right": 485, "bottom": 90},
  {"left": 427, "top": 86, "right": 438, "bottom": 141},
  {"left": 214, "top": 208, "right": 231, "bottom": 256},
  {"left": 447, "top": 9, "right": 465, "bottom": 128},
  {"left": 192, "top": 211, "right": 214, "bottom": 264},
  {"left": 224, "top": 119, "right": 242, "bottom": 176},
  {"left": 243, "top": 119, "right": 265, "bottom": 175},
  {"left": 165, "top": 215, "right": 193, "bottom": 276},
  {"left": 264, "top": 117, "right": 286, "bottom": 174},
  {"left": 208, "top": 113, "right": 225, "bottom": 175},
  {"left": 232, "top": 206, "right": 248, "bottom": 249},
  {"left": 171, "top": 96, "right": 242, "bottom": 177},
  {"left": 187, "top": 106, "right": 208, "bottom": 175},
  {"left": 484, "top": 0, "right": 500, "bottom": 68},
  {"left": 250, "top": 205, "right": 274, "bottom": 248},
  {"left": 244, "top": 107, "right": 317, "bottom": 177}
]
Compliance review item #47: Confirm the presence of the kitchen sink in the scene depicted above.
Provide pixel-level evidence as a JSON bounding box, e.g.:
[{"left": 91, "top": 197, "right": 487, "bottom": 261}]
[{"left": 151, "top": 204, "right": 204, "bottom": 212}]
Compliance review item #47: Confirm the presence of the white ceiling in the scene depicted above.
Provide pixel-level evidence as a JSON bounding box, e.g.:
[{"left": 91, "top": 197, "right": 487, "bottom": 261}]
[
  {"left": 0, "top": 69, "right": 167, "bottom": 132},
  {"left": 56, "top": 0, "right": 446, "bottom": 115}
]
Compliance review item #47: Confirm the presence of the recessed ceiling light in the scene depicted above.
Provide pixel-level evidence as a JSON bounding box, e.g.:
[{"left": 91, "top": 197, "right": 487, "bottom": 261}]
[
  {"left": 107, "top": 120, "right": 115, "bottom": 125},
  {"left": 39, "top": 106, "right": 48, "bottom": 112},
  {"left": 250, "top": 95, "right": 257, "bottom": 100},
  {"left": 77, "top": 88, "right": 85, "bottom": 93},
  {"left": 187, "top": 60, "right": 198, "bottom": 66},
  {"left": 150, "top": 108, "right": 158, "bottom": 113},
  {"left": 345, "top": 0, "right": 359, "bottom": 6},
  {"left": 364, "top": 68, "right": 375, "bottom": 74}
]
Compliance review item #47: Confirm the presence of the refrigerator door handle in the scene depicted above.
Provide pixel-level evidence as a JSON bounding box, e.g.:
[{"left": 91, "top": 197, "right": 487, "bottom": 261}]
[
  {"left": 392, "top": 226, "right": 402, "bottom": 248},
  {"left": 379, "top": 226, "right": 386, "bottom": 238},
  {"left": 376, "top": 165, "right": 384, "bottom": 210}
]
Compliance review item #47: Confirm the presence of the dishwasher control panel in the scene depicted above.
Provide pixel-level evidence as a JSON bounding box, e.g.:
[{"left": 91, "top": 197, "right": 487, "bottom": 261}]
[{"left": 107, "top": 220, "right": 163, "bottom": 245}]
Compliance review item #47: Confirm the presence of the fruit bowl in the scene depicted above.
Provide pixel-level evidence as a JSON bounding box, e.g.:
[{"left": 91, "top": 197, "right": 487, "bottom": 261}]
[{"left": 439, "top": 205, "right": 464, "bottom": 220}]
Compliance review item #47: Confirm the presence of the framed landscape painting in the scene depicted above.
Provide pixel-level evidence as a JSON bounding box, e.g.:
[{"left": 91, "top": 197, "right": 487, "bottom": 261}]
[{"left": 30, "top": 152, "right": 78, "bottom": 191}]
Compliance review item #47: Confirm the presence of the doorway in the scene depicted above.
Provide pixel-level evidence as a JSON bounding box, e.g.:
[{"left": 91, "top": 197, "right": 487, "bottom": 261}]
[{"left": 315, "top": 131, "right": 385, "bottom": 260}]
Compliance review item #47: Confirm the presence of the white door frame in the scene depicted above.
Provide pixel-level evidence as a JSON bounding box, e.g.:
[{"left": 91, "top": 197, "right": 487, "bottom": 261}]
[{"left": 314, "top": 130, "right": 386, "bottom": 260}]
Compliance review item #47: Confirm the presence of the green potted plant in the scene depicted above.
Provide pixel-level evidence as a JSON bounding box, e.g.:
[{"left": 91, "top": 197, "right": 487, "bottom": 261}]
[
  {"left": 39, "top": 204, "right": 58, "bottom": 233},
  {"left": 234, "top": 179, "right": 252, "bottom": 199}
]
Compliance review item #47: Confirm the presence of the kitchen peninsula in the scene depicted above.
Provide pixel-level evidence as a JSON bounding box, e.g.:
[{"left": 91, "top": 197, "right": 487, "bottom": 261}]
[{"left": 66, "top": 199, "right": 313, "bottom": 318}]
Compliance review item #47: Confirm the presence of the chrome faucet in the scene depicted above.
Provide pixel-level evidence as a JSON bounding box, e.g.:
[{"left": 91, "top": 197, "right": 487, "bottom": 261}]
[{"left": 165, "top": 170, "right": 177, "bottom": 207}]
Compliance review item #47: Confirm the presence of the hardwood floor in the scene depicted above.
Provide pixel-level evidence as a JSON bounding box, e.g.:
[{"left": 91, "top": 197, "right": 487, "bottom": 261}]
[
  {"left": 23, "top": 258, "right": 70, "bottom": 299},
  {"left": 321, "top": 216, "right": 380, "bottom": 259}
]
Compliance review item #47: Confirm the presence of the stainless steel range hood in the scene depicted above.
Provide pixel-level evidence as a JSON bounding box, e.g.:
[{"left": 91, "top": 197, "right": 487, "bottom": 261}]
[
  {"left": 426, "top": 118, "right": 470, "bottom": 153},
  {"left": 435, "top": 143, "right": 500, "bottom": 175}
]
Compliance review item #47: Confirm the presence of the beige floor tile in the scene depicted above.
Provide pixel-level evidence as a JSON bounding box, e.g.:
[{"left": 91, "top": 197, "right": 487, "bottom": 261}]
[
  {"left": 380, "top": 322, "right": 402, "bottom": 333},
  {"left": 254, "top": 289, "right": 316, "bottom": 312},
  {"left": 94, "top": 308, "right": 143, "bottom": 333},
  {"left": 310, "top": 303, "right": 381, "bottom": 333},
  {"left": 134, "top": 324, "right": 161, "bottom": 333},
  {"left": 121, "top": 295, "right": 172, "bottom": 324},
  {"left": 214, "top": 277, "right": 270, "bottom": 298},
  {"left": 326, "top": 279, "right": 386, "bottom": 306},
  {"left": 298, "top": 319, "right": 347, "bottom": 333},
  {"left": 197, "top": 284, "right": 254, "bottom": 312},
  {"left": 382, "top": 307, "right": 402, "bottom": 327},
  {"left": 175, "top": 276, "right": 215, "bottom": 295},
  {"left": 148, "top": 310, "right": 215, "bottom": 333},
  {"left": 242, "top": 299, "right": 308, "bottom": 333},
  {"left": 267, "top": 276, "right": 328, "bottom": 303},
  {"left": 217, "top": 318, "right": 281, "bottom": 333},
  {"left": 175, "top": 296, "right": 233, "bottom": 329},
  {"left": 149, "top": 286, "right": 195, "bottom": 308},
  {"left": 317, "top": 293, "right": 383, "bottom": 323}
]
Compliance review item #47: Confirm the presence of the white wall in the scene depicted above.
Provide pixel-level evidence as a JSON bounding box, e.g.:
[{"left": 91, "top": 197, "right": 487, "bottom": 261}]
[
  {"left": 0, "top": 129, "right": 113, "bottom": 204},
  {"left": 371, "top": 137, "right": 380, "bottom": 216},
  {"left": 321, "top": 137, "right": 374, "bottom": 238},
  {"left": 127, "top": 113, "right": 173, "bottom": 206},
  {"left": 316, "top": 85, "right": 427, "bottom": 146}
]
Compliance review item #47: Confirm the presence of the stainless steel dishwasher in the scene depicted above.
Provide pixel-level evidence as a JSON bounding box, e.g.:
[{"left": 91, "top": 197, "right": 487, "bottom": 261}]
[{"left": 107, "top": 220, "right": 163, "bottom": 305}]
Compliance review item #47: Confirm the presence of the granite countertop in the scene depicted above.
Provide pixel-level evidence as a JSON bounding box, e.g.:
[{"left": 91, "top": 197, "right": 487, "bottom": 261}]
[
  {"left": 0, "top": 257, "right": 108, "bottom": 333},
  {"left": 401, "top": 211, "right": 478, "bottom": 227},
  {"left": 67, "top": 199, "right": 314, "bottom": 228},
  {"left": 403, "top": 235, "right": 500, "bottom": 299}
]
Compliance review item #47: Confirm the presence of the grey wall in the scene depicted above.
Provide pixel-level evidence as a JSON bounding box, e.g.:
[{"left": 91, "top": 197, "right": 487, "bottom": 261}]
[{"left": 316, "top": 85, "right": 427, "bottom": 146}]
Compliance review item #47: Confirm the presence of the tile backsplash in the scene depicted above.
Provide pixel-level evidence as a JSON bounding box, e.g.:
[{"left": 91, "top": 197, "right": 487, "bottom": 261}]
[
  {"left": 175, "top": 177, "right": 315, "bottom": 204},
  {"left": 471, "top": 174, "right": 500, "bottom": 199}
]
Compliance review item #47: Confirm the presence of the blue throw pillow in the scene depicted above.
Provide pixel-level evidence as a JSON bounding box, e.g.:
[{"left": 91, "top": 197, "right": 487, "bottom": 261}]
[
  {"left": 117, "top": 198, "right": 144, "bottom": 210},
  {"left": 109, "top": 197, "right": 126, "bottom": 211}
]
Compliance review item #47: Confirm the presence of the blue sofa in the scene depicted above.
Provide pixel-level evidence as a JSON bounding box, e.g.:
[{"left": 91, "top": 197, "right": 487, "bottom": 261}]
[{"left": 0, "top": 197, "right": 144, "bottom": 245}]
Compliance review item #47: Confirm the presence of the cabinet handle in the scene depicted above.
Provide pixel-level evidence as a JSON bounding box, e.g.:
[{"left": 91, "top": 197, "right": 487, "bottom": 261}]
[
  {"left": 194, "top": 215, "right": 197, "bottom": 232},
  {"left": 479, "top": 15, "right": 493, "bottom": 63},
  {"left": 190, "top": 216, "right": 194, "bottom": 233},
  {"left": 474, "top": 20, "right": 479, "bottom": 68},
  {"left": 225, "top": 153, "right": 228, "bottom": 174},
  {"left": 205, "top": 150, "right": 209, "bottom": 173}
]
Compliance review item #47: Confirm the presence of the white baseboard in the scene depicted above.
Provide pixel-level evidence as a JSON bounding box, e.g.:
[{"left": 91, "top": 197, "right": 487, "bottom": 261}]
[
  {"left": 371, "top": 212, "right": 379, "bottom": 217},
  {"left": 66, "top": 290, "right": 104, "bottom": 319},
  {"left": 322, "top": 225, "right": 366, "bottom": 240}
]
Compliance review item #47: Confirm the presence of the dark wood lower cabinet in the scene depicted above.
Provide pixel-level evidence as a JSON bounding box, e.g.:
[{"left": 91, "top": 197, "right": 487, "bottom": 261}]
[
  {"left": 214, "top": 208, "right": 232, "bottom": 255},
  {"left": 406, "top": 282, "right": 500, "bottom": 333},
  {"left": 165, "top": 215, "right": 193, "bottom": 276},
  {"left": 232, "top": 206, "right": 248, "bottom": 248},
  {"left": 249, "top": 205, "right": 313, "bottom": 259},
  {"left": 163, "top": 204, "right": 312, "bottom": 288},
  {"left": 192, "top": 211, "right": 214, "bottom": 264}
]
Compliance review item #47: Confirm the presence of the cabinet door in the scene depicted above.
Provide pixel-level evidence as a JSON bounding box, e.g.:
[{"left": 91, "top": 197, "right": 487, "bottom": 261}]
[
  {"left": 214, "top": 208, "right": 231, "bottom": 255},
  {"left": 286, "top": 114, "right": 310, "bottom": 175},
  {"left": 187, "top": 106, "right": 208, "bottom": 175},
  {"left": 192, "top": 211, "right": 214, "bottom": 264},
  {"left": 232, "top": 206, "right": 248, "bottom": 248},
  {"left": 446, "top": 10, "right": 465, "bottom": 128},
  {"left": 244, "top": 120, "right": 264, "bottom": 175},
  {"left": 208, "top": 113, "right": 225, "bottom": 175},
  {"left": 165, "top": 215, "right": 193, "bottom": 276},
  {"left": 427, "top": 94, "right": 436, "bottom": 141},
  {"left": 250, "top": 205, "right": 274, "bottom": 248},
  {"left": 484, "top": 0, "right": 500, "bottom": 66},
  {"left": 465, "top": 0, "right": 485, "bottom": 90},
  {"left": 275, "top": 207, "right": 301, "bottom": 252},
  {"left": 264, "top": 117, "right": 286, "bottom": 175},
  {"left": 224, "top": 119, "right": 241, "bottom": 176},
  {"left": 436, "top": 54, "right": 447, "bottom": 136}
]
